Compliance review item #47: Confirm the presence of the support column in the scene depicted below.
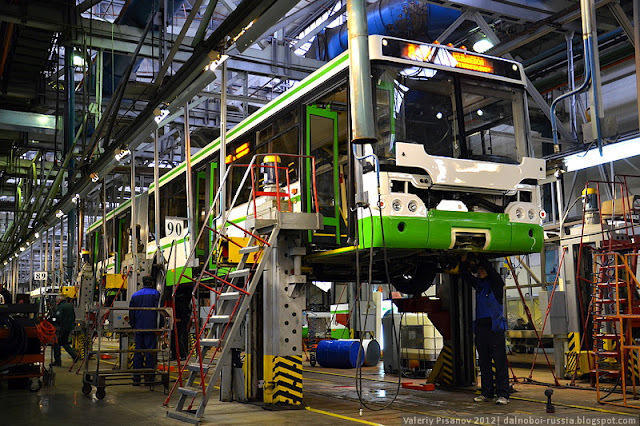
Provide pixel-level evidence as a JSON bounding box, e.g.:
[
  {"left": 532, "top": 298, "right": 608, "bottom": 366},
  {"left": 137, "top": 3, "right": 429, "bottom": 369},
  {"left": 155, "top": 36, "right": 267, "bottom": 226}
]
[
  {"left": 154, "top": 130, "right": 162, "bottom": 264},
  {"left": 219, "top": 60, "right": 228, "bottom": 220},
  {"left": 64, "top": 44, "right": 76, "bottom": 283},
  {"left": 184, "top": 105, "right": 195, "bottom": 250},
  {"left": 262, "top": 234, "right": 305, "bottom": 406},
  {"left": 347, "top": 0, "right": 376, "bottom": 208}
]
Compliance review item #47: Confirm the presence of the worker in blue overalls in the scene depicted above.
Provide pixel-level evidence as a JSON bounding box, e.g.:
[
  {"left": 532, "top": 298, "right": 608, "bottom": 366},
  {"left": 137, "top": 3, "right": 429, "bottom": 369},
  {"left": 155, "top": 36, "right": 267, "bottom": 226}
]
[
  {"left": 129, "top": 276, "right": 160, "bottom": 385},
  {"left": 459, "top": 254, "right": 509, "bottom": 405}
]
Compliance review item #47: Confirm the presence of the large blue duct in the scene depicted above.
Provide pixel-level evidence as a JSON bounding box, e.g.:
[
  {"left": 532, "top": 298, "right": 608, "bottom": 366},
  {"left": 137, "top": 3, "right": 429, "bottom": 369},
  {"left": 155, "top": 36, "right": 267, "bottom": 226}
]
[
  {"left": 312, "top": 0, "right": 460, "bottom": 61},
  {"left": 102, "top": 0, "right": 185, "bottom": 96}
]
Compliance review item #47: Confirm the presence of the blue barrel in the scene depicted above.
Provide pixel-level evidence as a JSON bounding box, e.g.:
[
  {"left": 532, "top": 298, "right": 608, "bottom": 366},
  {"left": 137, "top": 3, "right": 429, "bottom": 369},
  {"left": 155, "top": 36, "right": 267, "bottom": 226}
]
[{"left": 316, "top": 340, "right": 365, "bottom": 368}]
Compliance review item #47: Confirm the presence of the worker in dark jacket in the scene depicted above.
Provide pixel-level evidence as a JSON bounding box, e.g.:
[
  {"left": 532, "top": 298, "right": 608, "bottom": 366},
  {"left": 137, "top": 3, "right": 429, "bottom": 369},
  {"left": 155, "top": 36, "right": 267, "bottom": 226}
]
[
  {"left": 459, "top": 254, "right": 509, "bottom": 405},
  {"left": 52, "top": 296, "right": 77, "bottom": 366},
  {"left": 129, "top": 276, "right": 160, "bottom": 384},
  {"left": 0, "top": 283, "right": 12, "bottom": 304}
]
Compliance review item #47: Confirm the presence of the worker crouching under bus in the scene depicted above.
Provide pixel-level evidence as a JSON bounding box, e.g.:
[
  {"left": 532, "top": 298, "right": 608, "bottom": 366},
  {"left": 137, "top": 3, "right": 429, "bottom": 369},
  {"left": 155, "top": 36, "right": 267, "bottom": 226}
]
[
  {"left": 458, "top": 254, "right": 509, "bottom": 405},
  {"left": 129, "top": 276, "right": 160, "bottom": 384}
]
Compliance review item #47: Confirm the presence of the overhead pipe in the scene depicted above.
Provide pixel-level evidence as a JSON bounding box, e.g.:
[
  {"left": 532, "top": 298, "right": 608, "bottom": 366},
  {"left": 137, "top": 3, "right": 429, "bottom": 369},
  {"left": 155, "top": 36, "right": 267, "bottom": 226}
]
[
  {"left": 317, "top": 0, "right": 459, "bottom": 60},
  {"left": 550, "top": 0, "right": 603, "bottom": 153},
  {"left": 550, "top": 41, "right": 591, "bottom": 153},
  {"left": 582, "top": 0, "right": 604, "bottom": 153},
  {"left": 347, "top": 0, "right": 376, "bottom": 144}
]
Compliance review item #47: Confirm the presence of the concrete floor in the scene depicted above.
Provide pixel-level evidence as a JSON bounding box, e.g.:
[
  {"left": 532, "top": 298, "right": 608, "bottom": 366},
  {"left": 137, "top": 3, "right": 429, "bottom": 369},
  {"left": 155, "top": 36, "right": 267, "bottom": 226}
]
[{"left": 2, "top": 349, "right": 639, "bottom": 425}]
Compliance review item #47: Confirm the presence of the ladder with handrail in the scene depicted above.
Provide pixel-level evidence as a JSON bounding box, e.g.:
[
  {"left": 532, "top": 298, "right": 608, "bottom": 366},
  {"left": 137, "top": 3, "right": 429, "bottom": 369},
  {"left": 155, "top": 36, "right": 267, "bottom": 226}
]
[{"left": 164, "top": 154, "right": 320, "bottom": 424}]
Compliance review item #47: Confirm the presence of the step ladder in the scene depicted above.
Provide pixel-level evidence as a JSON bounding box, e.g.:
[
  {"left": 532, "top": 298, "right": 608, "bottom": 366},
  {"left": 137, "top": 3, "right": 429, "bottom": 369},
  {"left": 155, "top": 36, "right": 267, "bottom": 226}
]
[
  {"left": 591, "top": 251, "right": 640, "bottom": 407},
  {"left": 591, "top": 252, "right": 625, "bottom": 393},
  {"left": 162, "top": 153, "right": 321, "bottom": 423},
  {"left": 166, "top": 223, "right": 279, "bottom": 424}
]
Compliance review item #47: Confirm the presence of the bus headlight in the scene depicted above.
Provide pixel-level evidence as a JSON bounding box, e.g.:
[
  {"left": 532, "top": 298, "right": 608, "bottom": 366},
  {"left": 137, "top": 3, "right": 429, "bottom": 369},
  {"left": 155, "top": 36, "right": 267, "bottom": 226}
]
[
  {"left": 408, "top": 200, "right": 417, "bottom": 213},
  {"left": 392, "top": 199, "right": 402, "bottom": 212},
  {"left": 515, "top": 208, "right": 523, "bottom": 219},
  {"left": 528, "top": 209, "right": 535, "bottom": 220}
]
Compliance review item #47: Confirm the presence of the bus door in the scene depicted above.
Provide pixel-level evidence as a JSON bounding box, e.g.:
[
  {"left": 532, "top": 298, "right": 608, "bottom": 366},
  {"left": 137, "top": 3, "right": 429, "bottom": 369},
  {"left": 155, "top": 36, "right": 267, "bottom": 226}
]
[{"left": 305, "top": 105, "right": 340, "bottom": 244}]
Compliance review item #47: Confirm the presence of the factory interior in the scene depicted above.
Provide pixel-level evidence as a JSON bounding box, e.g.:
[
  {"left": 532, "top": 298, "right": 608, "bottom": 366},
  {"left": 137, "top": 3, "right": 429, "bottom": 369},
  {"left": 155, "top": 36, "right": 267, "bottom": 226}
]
[{"left": 2, "top": 0, "right": 640, "bottom": 424}]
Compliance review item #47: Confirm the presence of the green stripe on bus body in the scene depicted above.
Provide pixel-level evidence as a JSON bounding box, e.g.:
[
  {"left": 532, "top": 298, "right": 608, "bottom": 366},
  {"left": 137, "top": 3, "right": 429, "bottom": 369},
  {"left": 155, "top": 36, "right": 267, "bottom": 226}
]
[
  {"left": 88, "top": 53, "right": 349, "bottom": 232},
  {"left": 357, "top": 211, "right": 543, "bottom": 253},
  {"left": 165, "top": 266, "right": 192, "bottom": 287}
]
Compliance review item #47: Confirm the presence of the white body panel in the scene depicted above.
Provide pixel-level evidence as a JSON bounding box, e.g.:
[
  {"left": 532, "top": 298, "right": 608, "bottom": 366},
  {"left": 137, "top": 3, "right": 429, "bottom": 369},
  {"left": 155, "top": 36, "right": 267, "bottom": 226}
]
[
  {"left": 146, "top": 235, "right": 191, "bottom": 270},
  {"left": 395, "top": 142, "right": 545, "bottom": 192}
]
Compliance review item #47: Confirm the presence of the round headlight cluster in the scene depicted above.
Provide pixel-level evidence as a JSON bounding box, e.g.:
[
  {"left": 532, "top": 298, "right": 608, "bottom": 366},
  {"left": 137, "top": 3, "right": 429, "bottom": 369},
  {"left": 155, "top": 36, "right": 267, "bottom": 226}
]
[
  {"left": 528, "top": 209, "right": 535, "bottom": 220},
  {"left": 392, "top": 199, "right": 402, "bottom": 212},
  {"left": 515, "top": 208, "right": 523, "bottom": 219},
  {"left": 408, "top": 200, "right": 417, "bottom": 212}
]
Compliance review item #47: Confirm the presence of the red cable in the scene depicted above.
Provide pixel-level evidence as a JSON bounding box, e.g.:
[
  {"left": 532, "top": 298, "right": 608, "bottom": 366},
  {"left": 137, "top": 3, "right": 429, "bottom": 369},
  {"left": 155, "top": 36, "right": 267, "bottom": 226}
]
[{"left": 36, "top": 320, "right": 57, "bottom": 345}]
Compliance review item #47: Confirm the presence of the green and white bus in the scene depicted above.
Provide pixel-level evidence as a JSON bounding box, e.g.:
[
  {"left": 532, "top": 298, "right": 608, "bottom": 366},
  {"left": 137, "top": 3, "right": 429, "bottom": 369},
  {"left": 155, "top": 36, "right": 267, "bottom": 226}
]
[{"left": 86, "top": 35, "right": 545, "bottom": 294}]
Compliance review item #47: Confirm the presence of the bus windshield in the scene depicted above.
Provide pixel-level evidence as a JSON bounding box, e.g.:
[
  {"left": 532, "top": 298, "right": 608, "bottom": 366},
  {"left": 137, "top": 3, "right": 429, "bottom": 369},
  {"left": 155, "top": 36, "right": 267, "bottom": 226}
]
[{"left": 372, "top": 62, "right": 527, "bottom": 164}]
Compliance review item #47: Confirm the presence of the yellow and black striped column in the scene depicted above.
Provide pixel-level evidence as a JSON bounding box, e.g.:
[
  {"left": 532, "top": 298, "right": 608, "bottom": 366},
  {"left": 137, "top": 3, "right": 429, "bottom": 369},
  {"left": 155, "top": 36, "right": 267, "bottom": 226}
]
[
  {"left": 427, "top": 344, "right": 454, "bottom": 385},
  {"left": 263, "top": 355, "right": 303, "bottom": 405}
]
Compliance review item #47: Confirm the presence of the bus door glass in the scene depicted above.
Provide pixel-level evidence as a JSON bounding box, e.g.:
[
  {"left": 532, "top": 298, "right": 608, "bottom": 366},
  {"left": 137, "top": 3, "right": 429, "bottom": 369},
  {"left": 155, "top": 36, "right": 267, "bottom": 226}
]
[{"left": 306, "top": 105, "right": 340, "bottom": 244}]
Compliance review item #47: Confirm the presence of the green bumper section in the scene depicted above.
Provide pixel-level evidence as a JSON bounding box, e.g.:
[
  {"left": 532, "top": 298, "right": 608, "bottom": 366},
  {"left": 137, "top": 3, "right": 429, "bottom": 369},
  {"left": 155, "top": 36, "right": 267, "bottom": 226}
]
[{"left": 358, "top": 210, "right": 543, "bottom": 254}]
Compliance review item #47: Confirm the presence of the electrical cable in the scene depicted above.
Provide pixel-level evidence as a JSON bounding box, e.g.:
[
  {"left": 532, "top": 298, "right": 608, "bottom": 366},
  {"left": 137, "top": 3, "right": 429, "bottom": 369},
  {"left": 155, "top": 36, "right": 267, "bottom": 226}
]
[
  {"left": 36, "top": 319, "right": 57, "bottom": 345},
  {"left": 351, "top": 146, "right": 402, "bottom": 411}
]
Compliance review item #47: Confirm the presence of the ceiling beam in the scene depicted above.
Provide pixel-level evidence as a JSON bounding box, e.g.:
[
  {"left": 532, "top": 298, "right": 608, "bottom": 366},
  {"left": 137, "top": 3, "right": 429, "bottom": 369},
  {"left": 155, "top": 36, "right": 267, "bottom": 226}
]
[{"left": 0, "top": 109, "right": 62, "bottom": 132}]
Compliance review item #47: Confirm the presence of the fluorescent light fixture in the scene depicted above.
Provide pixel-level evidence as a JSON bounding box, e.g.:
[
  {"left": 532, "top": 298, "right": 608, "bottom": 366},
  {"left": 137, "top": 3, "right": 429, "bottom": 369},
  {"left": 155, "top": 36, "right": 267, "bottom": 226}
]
[
  {"left": 114, "top": 148, "right": 131, "bottom": 162},
  {"left": 73, "top": 53, "right": 85, "bottom": 67},
  {"left": 204, "top": 54, "right": 229, "bottom": 72},
  {"left": 563, "top": 137, "right": 640, "bottom": 172},
  {"left": 34, "top": 232, "right": 39, "bottom": 239},
  {"left": 20, "top": 246, "right": 25, "bottom": 252},
  {"left": 154, "top": 108, "right": 170, "bottom": 125},
  {"left": 473, "top": 38, "right": 494, "bottom": 53}
]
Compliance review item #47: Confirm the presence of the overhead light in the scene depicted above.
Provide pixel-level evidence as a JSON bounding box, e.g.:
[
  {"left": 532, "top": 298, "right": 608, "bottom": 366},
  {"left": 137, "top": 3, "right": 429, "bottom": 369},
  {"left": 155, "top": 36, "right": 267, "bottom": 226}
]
[
  {"left": 19, "top": 246, "right": 25, "bottom": 252},
  {"left": 204, "top": 54, "right": 229, "bottom": 72},
  {"left": 114, "top": 148, "right": 131, "bottom": 162},
  {"left": 473, "top": 38, "right": 494, "bottom": 53},
  {"left": 477, "top": 109, "right": 484, "bottom": 116},
  {"left": 72, "top": 53, "right": 85, "bottom": 68},
  {"left": 72, "top": 193, "right": 81, "bottom": 204},
  {"left": 90, "top": 172, "right": 99, "bottom": 182},
  {"left": 436, "top": 112, "right": 443, "bottom": 119},
  {"left": 564, "top": 136, "right": 640, "bottom": 172},
  {"left": 25, "top": 241, "right": 30, "bottom": 247},
  {"left": 34, "top": 232, "right": 40, "bottom": 239},
  {"left": 153, "top": 105, "right": 170, "bottom": 125},
  {"left": 14, "top": 253, "right": 18, "bottom": 258},
  {"left": 56, "top": 210, "right": 64, "bottom": 218}
]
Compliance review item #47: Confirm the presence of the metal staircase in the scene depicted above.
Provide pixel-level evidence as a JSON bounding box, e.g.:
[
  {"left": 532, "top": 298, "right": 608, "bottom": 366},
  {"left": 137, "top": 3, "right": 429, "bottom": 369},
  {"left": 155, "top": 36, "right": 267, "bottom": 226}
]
[
  {"left": 163, "top": 153, "right": 320, "bottom": 423},
  {"left": 591, "top": 252, "right": 640, "bottom": 408},
  {"left": 166, "top": 224, "right": 278, "bottom": 423}
]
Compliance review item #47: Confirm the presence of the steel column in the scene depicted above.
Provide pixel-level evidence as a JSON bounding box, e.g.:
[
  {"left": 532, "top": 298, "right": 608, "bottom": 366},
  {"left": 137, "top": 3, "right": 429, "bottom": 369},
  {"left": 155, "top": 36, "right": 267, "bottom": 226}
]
[
  {"left": 64, "top": 45, "right": 76, "bottom": 283},
  {"left": 219, "top": 60, "right": 228, "bottom": 221},
  {"left": 346, "top": 0, "right": 376, "bottom": 144},
  {"left": 184, "top": 105, "right": 195, "bottom": 254}
]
